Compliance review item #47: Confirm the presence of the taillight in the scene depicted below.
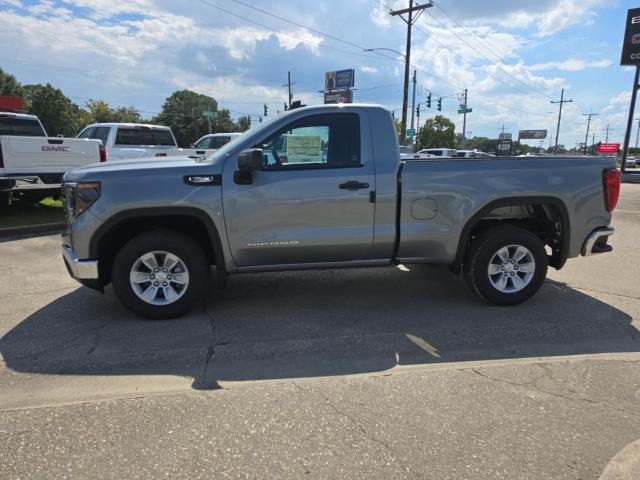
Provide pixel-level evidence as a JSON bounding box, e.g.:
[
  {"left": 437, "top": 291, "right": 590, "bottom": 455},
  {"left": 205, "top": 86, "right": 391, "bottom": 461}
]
[
  {"left": 603, "top": 168, "right": 621, "bottom": 212},
  {"left": 155, "top": 152, "right": 167, "bottom": 157},
  {"left": 99, "top": 144, "right": 107, "bottom": 163}
]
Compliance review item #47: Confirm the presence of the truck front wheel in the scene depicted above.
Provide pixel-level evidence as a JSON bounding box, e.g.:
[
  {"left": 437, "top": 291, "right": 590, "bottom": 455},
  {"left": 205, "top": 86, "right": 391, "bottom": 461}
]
[
  {"left": 464, "top": 226, "right": 548, "bottom": 306},
  {"left": 112, "top": 230, "right": 209, "bottom": 319}
]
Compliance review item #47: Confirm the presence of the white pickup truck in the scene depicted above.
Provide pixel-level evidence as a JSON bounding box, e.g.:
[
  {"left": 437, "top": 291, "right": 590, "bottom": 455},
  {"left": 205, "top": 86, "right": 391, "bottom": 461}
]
[
  {"left": 0, "top": 112, "right": 103, "bottom": 203},
  {"left": 77, "top": 123, "right": 247, "bottom": 163},
  {"left": 76, "top": 123, "right": 180, "bottom": 161}
]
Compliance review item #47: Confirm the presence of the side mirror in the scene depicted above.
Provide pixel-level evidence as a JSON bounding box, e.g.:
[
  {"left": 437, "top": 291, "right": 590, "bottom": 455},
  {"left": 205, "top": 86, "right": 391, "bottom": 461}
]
[
  {"left": 237, "top": 148, "right": 264, "bottom": 172},
  {"left": 190, "top": 143, "right": 196, "bottom": 148},
  {"left": 235, "top": 148, "right": 264, "bottom": 185}
]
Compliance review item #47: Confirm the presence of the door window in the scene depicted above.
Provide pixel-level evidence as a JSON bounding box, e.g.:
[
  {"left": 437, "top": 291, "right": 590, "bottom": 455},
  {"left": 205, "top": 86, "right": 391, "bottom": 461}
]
[{"left": 259, "top": 113, "right": 360, "bottom": 170}]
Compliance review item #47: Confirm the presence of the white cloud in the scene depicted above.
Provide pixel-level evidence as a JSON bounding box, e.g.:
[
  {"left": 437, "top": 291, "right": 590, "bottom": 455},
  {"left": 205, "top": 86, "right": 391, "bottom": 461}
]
[
  {"left": 530, "top": 58, "right": 613, "bottom": 72},
  {"left": 361, "top": 65, "right": 378, "bottom": 74}
]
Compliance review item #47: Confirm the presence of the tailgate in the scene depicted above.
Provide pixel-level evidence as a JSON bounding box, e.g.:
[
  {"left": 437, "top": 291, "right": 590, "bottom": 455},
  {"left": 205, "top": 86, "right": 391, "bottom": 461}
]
[{"left": 0, "top": 136, "right": 101, "bottom": 175}]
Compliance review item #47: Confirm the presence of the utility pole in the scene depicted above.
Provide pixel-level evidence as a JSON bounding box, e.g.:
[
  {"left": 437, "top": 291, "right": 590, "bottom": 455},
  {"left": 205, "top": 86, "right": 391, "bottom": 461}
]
[
  {"left": 500, "top": 124, "right": 506, "bottom": 135},
  {"left": 281, "top": 71, "right": 295, "bottom": 109},
  {"left": 581, "top": 112, "right": 598, "bottom": 155},
  {"left": 410, "top": 69, "right": 417, "bottom": 131},
  {"left": 414, "top": 102, "right": 421, "bottom": 152},
  {"left": 602, "top": 123, "right": 613, "bottom": 143},
  {"left": 390, "top": 1, "right": 433, "bottom": 145},
  {"left": 461, "top": 88, "right": 468, "bottom": 146},
  {"left": 551, "top": 88, "right": 572, "bottom": 154}
]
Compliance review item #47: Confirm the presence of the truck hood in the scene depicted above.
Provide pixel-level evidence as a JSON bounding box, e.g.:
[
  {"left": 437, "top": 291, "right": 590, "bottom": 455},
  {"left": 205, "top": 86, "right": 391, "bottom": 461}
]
[{"left": 63, "top": 155, "right": 223, "bottom": 182}]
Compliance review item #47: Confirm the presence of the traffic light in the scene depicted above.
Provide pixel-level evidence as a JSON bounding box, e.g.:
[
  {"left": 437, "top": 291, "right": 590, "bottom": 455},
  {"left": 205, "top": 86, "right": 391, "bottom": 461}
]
[
  {"left": 416, "top": 103, "right": 420, "bottom": 117},
  {"left": 284, "top": 102, "right": 288, "bottom": 111},
  {"left": 426, "top": 93, "right": 431, "bottom": 108},
  {"left": 264, "top": 104, "right": 268, "bottom": 117},
  {"left": 437, "top": 97, "right": 442, "bottom": 111}
]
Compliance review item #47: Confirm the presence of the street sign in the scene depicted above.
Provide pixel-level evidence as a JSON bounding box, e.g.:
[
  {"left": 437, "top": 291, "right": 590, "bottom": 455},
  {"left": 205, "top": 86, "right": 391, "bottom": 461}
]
[
  {"left": 598, "top": 143, "right": 620, "bottom": 154},
  {"left": 621, "top": 8, "right": 640, "bottom": 65},
  {"left": 406, "top": 128, "right": 416, "bottom": 137},
  {"left": 202, "top": 111, "right": 218, "bottom": 118},
  {"left": 519, "top": 129, "right": 547, "bottom": 140},
  {"left": 457, "top": 108, "right": 472, "bottom": 114},
  {"left": 325, "top": 69, "right": 355, "bottom": 91},
  {"left": 324, "top": 89, "right": 353, "bottom": 104}
]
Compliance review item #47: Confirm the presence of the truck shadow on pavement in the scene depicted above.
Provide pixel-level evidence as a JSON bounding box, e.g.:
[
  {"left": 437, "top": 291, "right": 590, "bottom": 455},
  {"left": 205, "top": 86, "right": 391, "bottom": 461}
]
[{"left": 1, "top": 264, "right": 638, "bottom": 389}]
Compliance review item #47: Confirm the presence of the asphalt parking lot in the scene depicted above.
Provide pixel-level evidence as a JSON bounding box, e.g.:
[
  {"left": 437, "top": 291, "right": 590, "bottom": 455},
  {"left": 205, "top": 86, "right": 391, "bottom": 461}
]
[{"left": 1, "top": 184, "right": 639, "bottom": 479}]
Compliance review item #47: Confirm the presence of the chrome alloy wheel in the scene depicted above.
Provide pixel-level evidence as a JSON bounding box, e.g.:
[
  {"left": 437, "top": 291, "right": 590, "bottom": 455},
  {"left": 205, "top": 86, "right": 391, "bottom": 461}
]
[
  {"left": 487, "top": 244, "right": 536, "bottom": 293},
  {"left": 129, "top": 251, "right": 190, "bottom": 305}
]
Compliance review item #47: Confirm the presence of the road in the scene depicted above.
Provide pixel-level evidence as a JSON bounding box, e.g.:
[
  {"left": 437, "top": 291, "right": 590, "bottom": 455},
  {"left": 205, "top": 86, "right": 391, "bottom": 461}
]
[{"left": 1, "top": 184, "right": 639, "bottom": 479}]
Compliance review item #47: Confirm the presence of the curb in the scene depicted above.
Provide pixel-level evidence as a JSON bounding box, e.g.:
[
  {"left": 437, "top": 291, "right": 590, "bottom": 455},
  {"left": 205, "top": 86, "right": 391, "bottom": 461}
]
[
  {"left": 622, "top": 172, "right": 640, "bottom": 184},
  {"left": 0, "top": 222, "right": 65, "bottom": 240}
]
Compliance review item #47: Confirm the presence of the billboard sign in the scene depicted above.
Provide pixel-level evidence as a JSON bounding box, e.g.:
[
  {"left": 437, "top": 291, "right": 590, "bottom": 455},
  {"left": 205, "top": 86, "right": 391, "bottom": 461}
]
[
  {"left": 597, "top": 143, "right": 620, "bottom": 154},
  {"left": 499, "top": 132, "right": 512, "bottom": 141},
  {"left": 325, "top": 69, "right": 355, "bottom": 91},
  {"left": 621, "top": 8, "right": 640, "bottom": 65},
  {"left": 324, "top": 89, "right": 353, "bottom": 104},
  {"left": 518, "top": 129, "right": 547, "bottom": 140}
]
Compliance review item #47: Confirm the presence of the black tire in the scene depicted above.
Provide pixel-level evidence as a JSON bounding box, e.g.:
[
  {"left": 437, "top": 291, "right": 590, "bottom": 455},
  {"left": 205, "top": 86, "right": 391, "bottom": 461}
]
[
  {"left": 112, "top": 230, "right": 209, "bottom": 319},
  {"left": 463, "top": 226, "right": 548, "bottom": 306}
]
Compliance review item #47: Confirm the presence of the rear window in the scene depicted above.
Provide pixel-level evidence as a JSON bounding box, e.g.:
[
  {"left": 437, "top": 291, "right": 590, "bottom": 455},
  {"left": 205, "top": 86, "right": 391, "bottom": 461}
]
[
  {"left": 0, "top": 117, "right": 45, "bottom": 137},
  {"left": 115, "top": 127, "right": 176, "bottom": 146},
  {"left": 211, "top": 136, "right": 231, "bottom": 149}
]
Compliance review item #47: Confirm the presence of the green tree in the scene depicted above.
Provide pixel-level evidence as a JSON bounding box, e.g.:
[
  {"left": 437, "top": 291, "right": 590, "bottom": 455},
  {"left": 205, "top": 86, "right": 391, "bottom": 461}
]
[
  {"left": 417, "top": 115, "right": 457, "bottom": 150},
  {"left": 0, "top": 67, "right": 24, "bottom": 97},
  {"left": 466, "top": 136, "right": 497, "bottom": 153},
  {"left": 153, "top": 90, "right": 218, "bottom": 147},
  {"left": 237, "top": 115, "right": 251, "bottom": 131},
  {"left": 23, "top": 83, "right": 82, "bottom": 136},
  {"left": 84, "top": 99, "right": 142, "bottom": 124}
]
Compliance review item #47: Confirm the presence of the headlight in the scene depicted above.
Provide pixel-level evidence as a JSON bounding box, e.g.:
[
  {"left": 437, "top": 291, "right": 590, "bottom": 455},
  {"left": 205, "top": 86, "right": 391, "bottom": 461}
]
[{"left": 75, "top": 182, "right": 101, "bottom": 216}]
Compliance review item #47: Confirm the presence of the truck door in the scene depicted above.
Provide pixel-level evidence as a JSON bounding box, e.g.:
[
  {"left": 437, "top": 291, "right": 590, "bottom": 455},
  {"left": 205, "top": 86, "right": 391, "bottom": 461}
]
[{"left": 222, "top": 112, "right": 375, "bottom": 267}]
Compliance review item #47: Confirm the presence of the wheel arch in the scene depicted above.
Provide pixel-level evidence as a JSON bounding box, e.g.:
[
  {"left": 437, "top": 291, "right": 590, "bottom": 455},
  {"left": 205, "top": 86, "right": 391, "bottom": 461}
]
[
  {"left": 452, "top": 196, "right": 571, "bottom": 274},
  {"left": 89, "top": 207, "right": 225, "bottom": 285}
]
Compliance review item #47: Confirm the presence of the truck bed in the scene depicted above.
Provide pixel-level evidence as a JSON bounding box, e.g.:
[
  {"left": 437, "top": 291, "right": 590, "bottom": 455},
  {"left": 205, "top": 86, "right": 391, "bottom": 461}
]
[{"left": 397, "top": 156, "right": 615, "bottom": 263}]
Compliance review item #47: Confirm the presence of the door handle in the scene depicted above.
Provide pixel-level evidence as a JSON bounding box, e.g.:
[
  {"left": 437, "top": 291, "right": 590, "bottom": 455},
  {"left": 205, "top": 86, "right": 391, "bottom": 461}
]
[{"left": 339, "top": 181, "right": 369, "bottom": 190}]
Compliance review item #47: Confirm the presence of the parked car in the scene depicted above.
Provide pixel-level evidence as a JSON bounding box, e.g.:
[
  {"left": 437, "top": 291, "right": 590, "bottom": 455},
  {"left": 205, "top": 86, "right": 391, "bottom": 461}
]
[
  {"left": 454, "top": 149, "right": 492, "bottom": 158},
  {"left": 77, "top": 123, "right": 178, "bottom": 161},
  {"left": 625, "top": 156, "right": 637, "bottom": 168},
  {"left": 418, "top": 148, "right": 458, "bottom": 157},
  {"left": 61, "top": 104, "right": 619, "bottom": 319},
  {"left": 192, "top": 133, "right": 242, "bottom": 150},
  {"left": 1, "top": 112, "right": 103, "bottom": 203}
]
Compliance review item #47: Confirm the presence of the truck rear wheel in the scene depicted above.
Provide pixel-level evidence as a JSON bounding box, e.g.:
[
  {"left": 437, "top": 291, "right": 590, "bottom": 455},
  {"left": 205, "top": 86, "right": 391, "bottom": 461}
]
[
  {"left": 464, "top": 226, "right": 548, "bottom": 306},
  {"left": 112, "top": 230, "right": 209, "bottom": 319}
]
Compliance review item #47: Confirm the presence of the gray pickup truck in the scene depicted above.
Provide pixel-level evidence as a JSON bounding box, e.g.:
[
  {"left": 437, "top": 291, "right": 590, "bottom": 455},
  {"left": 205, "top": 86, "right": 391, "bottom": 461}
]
[{"left": 61, "top": 104, "right": 620, "bottom": 319}]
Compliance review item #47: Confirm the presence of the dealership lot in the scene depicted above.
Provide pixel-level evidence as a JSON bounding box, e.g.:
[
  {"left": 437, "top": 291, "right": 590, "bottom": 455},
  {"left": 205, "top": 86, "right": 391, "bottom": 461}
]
[{"left": 0, "top": 184, "right": 639, "bottom": 479}]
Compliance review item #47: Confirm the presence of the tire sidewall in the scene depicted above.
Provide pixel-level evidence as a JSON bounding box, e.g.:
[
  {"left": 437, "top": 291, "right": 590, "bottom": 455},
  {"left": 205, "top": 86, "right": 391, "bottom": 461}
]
[
  {"left": 112, "top": 231, "right": 208, "bottom": 319},
  {"left": 469, "top": 228, "right": 548, "bottom": 306}
]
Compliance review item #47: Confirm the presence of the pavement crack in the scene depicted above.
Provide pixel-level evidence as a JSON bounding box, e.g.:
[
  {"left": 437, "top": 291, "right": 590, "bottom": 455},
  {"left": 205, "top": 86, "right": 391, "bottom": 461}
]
[
  {"left": 465, "top": 368, "right": 640, "bottom": 419},
  {"left": 192, "top": 306, "right": 220, "bottom": 390},
  {"left": 86, "top": 322, "right": 110, "bottom": 355}
]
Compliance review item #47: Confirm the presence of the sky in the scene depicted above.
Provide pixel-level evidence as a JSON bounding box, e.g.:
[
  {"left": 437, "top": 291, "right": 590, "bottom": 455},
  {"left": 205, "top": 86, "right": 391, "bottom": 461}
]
[{"left": 0, "top": 0, "right": 636, "bottom": 147}]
